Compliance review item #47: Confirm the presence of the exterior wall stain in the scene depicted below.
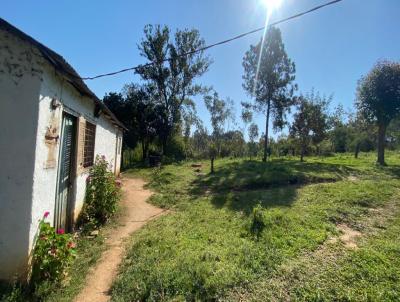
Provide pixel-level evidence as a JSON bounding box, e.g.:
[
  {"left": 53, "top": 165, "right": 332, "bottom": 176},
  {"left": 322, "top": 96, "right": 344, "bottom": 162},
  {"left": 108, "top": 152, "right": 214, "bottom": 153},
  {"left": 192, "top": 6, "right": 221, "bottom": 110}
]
[
  {"left": 44, "top": 101, "right": 61, "bottom": 169},
  {"left": 0, "top": 31, "right": 44, "bottom": 85}
]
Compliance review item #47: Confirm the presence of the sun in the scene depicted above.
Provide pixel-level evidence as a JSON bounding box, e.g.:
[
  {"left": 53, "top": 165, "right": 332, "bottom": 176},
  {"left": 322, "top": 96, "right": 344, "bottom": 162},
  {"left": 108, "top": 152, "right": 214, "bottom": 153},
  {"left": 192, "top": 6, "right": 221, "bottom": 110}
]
[{"left": 261, "top": 0, "right": 283, "bottom": 12}]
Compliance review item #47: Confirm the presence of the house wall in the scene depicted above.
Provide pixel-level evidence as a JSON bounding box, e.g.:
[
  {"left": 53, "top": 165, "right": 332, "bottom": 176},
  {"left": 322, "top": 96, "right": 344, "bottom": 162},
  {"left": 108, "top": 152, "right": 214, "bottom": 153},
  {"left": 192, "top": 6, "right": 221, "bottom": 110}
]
[
  {"left": 115, "top": 132, "right": 123, "bottom": 175},
  {"left": 0, "top": 28, "right": 122, "bottom": 280},
  {"left": 32, "top": 63, "right": 121, "bottom": 234},
  {"left": 0, "top": 29, "right": 43, "bottom": 280}
]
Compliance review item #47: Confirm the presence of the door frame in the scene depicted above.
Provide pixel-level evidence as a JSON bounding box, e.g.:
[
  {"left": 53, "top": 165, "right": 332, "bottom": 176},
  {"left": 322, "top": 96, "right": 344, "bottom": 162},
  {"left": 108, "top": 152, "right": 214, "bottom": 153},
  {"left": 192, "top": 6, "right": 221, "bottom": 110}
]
[{"left": 54, "top": 111, "right": 77, "bottom": 232}]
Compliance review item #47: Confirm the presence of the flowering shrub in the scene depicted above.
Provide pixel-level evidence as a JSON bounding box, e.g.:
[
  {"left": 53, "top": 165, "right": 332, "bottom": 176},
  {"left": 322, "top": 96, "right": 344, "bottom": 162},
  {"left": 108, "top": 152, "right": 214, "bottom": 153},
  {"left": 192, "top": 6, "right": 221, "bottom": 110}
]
[
  {"left": 31, "top": 213, "right": 76, "bottom": 283},
  {"left": 80, "top": 155, "right": 121, "bottom": 227}
]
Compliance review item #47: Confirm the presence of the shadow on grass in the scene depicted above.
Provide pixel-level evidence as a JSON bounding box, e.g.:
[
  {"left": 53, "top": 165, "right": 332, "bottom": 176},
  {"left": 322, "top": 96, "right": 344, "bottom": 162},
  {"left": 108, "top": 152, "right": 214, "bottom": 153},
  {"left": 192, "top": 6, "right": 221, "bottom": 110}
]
[
  {"left": 189, "top": 159, "right": 357, "bottom": 215},
  {"left": 210, "top": 185, "right": 299, "bottom": 215},
  {"left": 382, "top": 165, "right": 400, "bottom": 178},
  {"left": 191, "top": 159, "right": 356, "bottom": 193}
]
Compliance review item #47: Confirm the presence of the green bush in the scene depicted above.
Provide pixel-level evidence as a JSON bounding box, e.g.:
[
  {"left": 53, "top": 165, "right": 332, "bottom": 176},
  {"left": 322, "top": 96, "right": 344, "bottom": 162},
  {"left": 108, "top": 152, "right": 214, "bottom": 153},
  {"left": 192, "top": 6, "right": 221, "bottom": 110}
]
[
  {"left": 31, "top": 213, "right": 76, "bottom": 283},
  {"left": 122, "top": 145, "right": 143, "bottom": 169},
  {"left": 249, "top": 204, "right": 265, "bottom": 238},
  {"left": 164, "top": 135, "right": 186, "bottom": 161},
  {"left": 80, "top": 155, "right": 121, "bottom": 228}
]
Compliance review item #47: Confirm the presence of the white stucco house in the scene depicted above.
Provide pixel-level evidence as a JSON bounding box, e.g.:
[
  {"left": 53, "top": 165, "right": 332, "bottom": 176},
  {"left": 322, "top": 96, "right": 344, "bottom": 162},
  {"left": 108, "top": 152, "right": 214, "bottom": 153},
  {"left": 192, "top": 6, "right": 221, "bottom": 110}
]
[{"left": 0, "top": 18, "right": 125, "bottom": 280}]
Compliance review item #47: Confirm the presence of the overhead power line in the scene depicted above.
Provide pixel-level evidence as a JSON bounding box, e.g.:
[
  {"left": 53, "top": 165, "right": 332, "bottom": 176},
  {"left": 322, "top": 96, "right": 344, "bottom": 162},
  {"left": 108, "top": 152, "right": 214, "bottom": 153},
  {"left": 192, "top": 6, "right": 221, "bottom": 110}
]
[{"left": 81, "top": 0, "right": 343, "bottom": 80}]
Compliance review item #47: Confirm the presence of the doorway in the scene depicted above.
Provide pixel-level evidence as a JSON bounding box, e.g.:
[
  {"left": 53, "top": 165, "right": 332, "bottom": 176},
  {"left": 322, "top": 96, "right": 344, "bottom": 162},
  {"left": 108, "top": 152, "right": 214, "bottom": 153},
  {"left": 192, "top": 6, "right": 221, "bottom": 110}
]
[{"left": 55, "top": 112, "right": 76, "bottom": 231}]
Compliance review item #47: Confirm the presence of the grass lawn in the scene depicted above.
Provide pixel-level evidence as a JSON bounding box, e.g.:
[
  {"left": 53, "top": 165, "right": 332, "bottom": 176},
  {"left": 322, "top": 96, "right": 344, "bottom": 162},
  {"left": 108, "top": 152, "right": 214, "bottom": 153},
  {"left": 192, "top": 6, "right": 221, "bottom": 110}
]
[{"left": 111, "top": 152, "right": 400, "bottom": 301}]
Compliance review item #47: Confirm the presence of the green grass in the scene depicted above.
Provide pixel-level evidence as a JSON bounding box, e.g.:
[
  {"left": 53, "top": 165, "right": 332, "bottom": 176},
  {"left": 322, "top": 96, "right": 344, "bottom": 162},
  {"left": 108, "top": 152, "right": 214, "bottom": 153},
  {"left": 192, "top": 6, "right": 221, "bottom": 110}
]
[
  {"left": 111, "top": 152, "right": 400, "bottom": 301},
  {"left": 225, "top": 200, "right": 400, "bottom": 301}
]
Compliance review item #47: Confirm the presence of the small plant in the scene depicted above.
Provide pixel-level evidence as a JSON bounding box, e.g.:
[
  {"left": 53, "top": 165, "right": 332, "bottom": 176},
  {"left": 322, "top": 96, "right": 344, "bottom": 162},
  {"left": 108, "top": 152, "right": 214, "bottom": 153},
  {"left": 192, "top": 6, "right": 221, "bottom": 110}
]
[
  {"left": 249, "top": 203, "right": 265, "bottom": 238},
  {"left": 80, "top": 155, "right": 121, "bottom": 227},
  {"left": 31, "top": 212, "right": 76, "bottom": 283}
]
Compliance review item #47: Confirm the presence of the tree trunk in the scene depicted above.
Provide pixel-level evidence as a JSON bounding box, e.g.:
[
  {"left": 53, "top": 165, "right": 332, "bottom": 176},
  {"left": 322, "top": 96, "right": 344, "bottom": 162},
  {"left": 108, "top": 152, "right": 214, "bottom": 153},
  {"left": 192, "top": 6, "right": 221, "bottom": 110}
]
[
  {"left": 377, "top": 123, "right": 386, "bottom": 165},
  {"left": 210, "top": 157, "right": 215, "bottom": 174},
  {"left": 263, "top": 100, "right": 271, "bottom": 162},
  {"left": 300, "top": 143, "right": 305, "bottom": 162},
  {"left": 354, "top": 142, "right": 360, "bottom": 159},
  {"left": 162, "top": 136, "right": 167, "bottom": 157}
]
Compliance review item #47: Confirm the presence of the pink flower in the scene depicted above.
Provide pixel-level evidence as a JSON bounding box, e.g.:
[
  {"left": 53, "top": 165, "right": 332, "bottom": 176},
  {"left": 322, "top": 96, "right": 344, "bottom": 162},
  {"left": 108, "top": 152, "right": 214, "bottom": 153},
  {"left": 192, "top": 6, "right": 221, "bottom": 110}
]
[
  {"left": 56, "top": 228, "right": 65, "bottom": 235},
  {"left": 67, "top": 241, "right": 76, "bottom": 249},
  {"left": 101, "top": 155, "right": 106, "bottom": 160},
  {"left": 43, "top": 211, "right": 50, "bottom": 218}
]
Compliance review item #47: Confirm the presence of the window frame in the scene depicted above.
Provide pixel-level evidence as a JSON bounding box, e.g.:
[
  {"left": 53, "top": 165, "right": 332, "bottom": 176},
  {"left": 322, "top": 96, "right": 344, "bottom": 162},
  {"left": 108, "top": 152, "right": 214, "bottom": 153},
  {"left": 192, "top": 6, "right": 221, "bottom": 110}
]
[{"left": 83, "top": 121, "right": 96, "bottom": 168}]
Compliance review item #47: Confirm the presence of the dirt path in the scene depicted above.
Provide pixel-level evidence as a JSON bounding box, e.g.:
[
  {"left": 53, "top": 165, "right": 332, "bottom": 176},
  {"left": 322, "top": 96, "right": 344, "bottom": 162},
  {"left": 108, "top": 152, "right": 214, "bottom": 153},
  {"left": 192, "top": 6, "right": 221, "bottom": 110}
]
[{"left": 74, "top": 178, "right": 165, "bottom": 302}]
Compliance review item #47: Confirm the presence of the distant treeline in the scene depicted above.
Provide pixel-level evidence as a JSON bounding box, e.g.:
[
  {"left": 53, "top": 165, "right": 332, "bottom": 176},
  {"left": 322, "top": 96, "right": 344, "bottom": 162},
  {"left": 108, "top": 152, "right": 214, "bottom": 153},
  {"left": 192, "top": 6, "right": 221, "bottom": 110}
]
[{"left": 104, "top": 24, "right": 400, "bottom": 169}]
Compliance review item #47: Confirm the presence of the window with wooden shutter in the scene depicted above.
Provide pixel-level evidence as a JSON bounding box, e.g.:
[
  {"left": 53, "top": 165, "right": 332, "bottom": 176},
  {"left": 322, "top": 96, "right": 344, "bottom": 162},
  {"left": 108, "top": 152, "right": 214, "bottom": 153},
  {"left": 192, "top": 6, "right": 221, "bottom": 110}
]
[{"left": 83, "top": 121, "right": 96, "bottom": 167}]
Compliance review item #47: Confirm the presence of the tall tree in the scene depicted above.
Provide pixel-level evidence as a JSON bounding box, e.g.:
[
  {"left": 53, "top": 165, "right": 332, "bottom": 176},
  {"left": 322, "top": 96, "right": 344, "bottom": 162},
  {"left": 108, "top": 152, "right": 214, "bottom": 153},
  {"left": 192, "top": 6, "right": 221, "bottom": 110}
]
[
  {"left": 248, "top": 123, "right": 259, "bottom": 160},
  {"left": 135, "top": 24, "right": 211, "bottom": 155},
  {"left": 204, "top": 91, "right": 232, "bottom": 173},
  {"left": 221, "top": 130, "right": 246, "bottom": 158},
  {"left": 192, "top": 124, "right": 209, "bottom": 158},
  {"left": 241, "top": 102, "right": 253, "bottom": 156},
  {"left": 123, "top": 84, "right": 159, "bottom": 161},
  {"left": 290, "top": 93, "right": 329, "bottom": 161},
  {"left": 356, "top": 60, "right": 400, "bottom": 165},
  {"left": 347, "top": 113, "right": 376, "bottom": 159},
  {"left": 103, "top": 92, "right": 138, "bottom": 150},
  {"left": 182, "top": 100, "right": 199, "bottom": 158},
  {"left": 242, "top": 26, "right": 296, "bottom": 162},
  {"left": 329, "top": 104, "right": 349, "bottom": 153}
]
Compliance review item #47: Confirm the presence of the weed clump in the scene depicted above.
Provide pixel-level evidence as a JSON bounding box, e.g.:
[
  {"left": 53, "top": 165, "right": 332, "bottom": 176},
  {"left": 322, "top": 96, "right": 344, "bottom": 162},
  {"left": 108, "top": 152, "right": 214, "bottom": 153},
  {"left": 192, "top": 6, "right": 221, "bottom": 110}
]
[{"left": 249, "top": 203, "right": 265, "bottom": 238}]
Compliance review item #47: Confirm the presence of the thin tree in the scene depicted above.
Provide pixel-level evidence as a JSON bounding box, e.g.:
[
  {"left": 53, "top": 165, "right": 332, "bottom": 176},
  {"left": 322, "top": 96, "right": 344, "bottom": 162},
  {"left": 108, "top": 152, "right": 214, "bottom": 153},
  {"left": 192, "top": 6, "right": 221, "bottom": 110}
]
[
  {"left": 204, "top": 91, "right": 232, "bottom": 173},
  {"left": 290, "top": 93, "right": 329, "bottom": 162},
  {"left": 356, "top": 60, "right": 400, "bottom": 165},
  {"left": 248, "top": 123, "right": 259, "bottom": 160},
  {"left": 136, "top": 24, "right": 211, "bottom": 155},
  {"left": 242, "top": 26, "right": 296, "bottom": 162},
  {"left": 241, "top": 102, "right": 253, "bottom": 157}
]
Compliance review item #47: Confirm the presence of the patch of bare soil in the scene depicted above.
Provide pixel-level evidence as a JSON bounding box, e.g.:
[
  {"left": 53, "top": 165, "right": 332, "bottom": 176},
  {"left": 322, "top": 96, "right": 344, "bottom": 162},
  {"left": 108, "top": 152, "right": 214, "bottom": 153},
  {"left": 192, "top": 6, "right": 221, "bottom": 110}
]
[
  {"left": 74, "top": 178, "right": 166, "bottom": 302},
  {"left": 347, "top": 175, "right": 359, "bottom": 182},
  {"left": 336, "top": 224, "right": 362, "bottom": 249}
]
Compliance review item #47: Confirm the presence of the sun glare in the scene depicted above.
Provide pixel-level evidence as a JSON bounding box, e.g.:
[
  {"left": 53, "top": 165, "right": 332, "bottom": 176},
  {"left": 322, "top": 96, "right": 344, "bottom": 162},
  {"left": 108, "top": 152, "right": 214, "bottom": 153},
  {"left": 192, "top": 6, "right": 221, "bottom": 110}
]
[{"left": 262, "top": 0, "right": 283, "bottom": 13}]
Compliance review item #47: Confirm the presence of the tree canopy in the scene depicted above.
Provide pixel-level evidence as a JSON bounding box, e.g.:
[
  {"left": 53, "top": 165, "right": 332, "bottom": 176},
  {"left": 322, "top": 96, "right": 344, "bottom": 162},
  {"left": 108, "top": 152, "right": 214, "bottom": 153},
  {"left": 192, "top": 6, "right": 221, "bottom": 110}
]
[
  {"left": 290, "top": 92, "right": 330, "bottom": 161},
  {"left": 356, "top": 60, "right": 400, "bottom": 165},
  {"left": 135, "top": 24, "right": 212, "bottom": 155},
  {"left": 204, "top": 90, "right": 233, "bottom": 172},
  {"left": 242, "top": 26, "right": 296, "bottom": 161}
]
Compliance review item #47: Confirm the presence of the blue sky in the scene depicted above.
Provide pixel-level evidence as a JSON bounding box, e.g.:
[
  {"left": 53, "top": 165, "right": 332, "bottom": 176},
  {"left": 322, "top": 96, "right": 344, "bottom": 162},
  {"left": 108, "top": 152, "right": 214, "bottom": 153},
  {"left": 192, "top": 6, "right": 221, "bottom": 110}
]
[{"left": 2, "top": 0, "right": 400, "bottom": 138}]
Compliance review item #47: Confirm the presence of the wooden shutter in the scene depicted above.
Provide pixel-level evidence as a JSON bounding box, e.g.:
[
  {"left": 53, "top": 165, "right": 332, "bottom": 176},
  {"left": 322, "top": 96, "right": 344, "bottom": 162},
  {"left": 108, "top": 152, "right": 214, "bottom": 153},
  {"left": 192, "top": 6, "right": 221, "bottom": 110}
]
[{"left": 76, "top": 116, "right": 86, "bottom": 174}]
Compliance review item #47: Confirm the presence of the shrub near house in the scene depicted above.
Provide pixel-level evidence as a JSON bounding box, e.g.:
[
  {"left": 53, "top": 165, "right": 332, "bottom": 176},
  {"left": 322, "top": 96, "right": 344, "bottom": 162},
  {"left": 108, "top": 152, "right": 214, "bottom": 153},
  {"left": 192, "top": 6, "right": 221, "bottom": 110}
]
[
  {"left": 79, "top": 156, "right": 122, "bottom": 229},
  {"left": 31, "top": 213, "right": 76, "bottom": 283}
]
